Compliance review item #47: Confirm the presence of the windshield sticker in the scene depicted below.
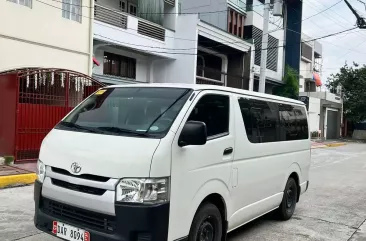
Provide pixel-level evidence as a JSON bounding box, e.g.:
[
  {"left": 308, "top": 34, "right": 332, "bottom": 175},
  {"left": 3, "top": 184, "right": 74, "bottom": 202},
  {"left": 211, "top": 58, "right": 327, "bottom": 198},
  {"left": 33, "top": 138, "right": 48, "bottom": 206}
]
[
  {"left": 95, "top": 89, "right": 106, "bottom": 95},
  {"left": 150, "top": 126, "right": 159, "bottom": 131}
]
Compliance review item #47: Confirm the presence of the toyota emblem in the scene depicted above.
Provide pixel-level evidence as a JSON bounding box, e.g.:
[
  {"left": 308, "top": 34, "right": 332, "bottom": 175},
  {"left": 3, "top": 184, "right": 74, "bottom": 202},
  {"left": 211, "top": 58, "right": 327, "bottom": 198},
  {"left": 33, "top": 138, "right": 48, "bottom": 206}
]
[{"left": 70, "top": 162, "right": 82, "bottom": 174}]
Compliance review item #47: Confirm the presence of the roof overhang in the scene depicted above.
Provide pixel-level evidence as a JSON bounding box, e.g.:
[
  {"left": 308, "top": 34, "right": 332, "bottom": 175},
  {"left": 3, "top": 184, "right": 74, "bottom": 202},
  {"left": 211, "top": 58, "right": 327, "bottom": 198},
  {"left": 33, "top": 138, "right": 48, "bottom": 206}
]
[{"left": 197, "top": 21, "right": 253, "bottom": 53}]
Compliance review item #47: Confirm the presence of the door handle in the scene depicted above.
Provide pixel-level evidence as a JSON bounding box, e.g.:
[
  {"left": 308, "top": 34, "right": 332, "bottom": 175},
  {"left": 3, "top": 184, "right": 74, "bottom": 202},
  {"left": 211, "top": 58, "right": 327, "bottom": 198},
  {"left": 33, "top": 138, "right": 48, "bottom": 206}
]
[{"left": 223, "top": 147, "right": 233, "bottom": 155}]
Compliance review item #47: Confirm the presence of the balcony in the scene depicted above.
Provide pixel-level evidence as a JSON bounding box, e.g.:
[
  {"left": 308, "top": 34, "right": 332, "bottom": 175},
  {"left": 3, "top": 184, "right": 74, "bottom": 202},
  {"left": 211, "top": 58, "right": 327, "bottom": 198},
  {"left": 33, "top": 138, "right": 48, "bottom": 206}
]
[
  {"left": 93, "top": 4, "right": 175, "bottom": 58},
  {"left": 94, "top": 4, "right": 166, "bottom": 41},
  {"left": 196, "top": 66, "right": 248, "bottom": 89},
  {"left": 228, "top": 0, "right": 246, "bottom": 12}
]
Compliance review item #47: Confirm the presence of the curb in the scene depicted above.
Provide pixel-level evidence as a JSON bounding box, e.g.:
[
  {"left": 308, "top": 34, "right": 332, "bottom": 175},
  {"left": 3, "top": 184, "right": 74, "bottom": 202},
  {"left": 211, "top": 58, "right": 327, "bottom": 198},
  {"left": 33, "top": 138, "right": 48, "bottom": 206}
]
[
  {"left": 311, "top": 142, "right": 346, "bottom": 149},
  {"left": 325, "top": 142, "right": 346, "bottom": 148},
  {"left": 0, "top": 173, "right": 37, "bottom": 189}
]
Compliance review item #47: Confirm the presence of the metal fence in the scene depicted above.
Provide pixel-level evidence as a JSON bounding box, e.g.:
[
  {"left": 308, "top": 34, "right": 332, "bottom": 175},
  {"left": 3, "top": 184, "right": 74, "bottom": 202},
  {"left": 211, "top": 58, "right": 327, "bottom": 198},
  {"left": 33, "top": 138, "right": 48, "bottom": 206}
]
[{"left": 0, "top": 68, "right": 105, "bottom": 162}]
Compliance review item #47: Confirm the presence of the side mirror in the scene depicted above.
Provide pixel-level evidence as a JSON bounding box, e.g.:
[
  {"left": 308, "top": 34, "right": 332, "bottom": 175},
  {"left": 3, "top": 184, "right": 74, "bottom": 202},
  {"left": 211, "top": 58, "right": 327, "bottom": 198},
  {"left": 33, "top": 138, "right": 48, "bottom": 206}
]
[{"left": 178, "top": 121, "right": 207, "bottom": 147}]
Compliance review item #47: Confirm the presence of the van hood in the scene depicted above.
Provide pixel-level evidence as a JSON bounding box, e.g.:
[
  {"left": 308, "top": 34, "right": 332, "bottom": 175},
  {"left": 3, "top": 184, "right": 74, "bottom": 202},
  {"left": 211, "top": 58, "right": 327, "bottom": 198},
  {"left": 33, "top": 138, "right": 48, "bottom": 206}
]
[{"left": 39, "top": 129, "right": 161, "bottom": 178}]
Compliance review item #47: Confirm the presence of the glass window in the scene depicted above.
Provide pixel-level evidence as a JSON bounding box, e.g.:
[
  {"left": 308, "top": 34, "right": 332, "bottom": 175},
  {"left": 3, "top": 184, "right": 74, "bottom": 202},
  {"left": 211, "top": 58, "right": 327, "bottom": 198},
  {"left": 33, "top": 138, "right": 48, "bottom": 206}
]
[
  {"left": 238, "top": 98, "right": 279, "bottom": 143},
  {"left": 7, "top": 0, "right": 32, "bottom": 8},
  {"left": 57, "top": 87, "right": 192, "bottom": 138},
  {"left": 188, "top": 94, "right": 230, "bottom": 138},
  {"left": 62, "top": 0, "right": 82, "bottom": 23},
  {"left": 103, "top": 52, "right": 136, "bottom": 79},
  {"left": 238, "top": 98, "right": 308, "bottom": 143}
]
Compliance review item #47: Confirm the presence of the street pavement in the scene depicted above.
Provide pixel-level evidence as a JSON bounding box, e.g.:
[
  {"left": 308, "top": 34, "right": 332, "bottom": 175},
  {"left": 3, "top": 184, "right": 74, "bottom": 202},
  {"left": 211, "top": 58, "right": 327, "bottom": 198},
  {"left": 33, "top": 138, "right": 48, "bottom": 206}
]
[{"left": 1, "top": 143, "right": 366, "bottom": 241}]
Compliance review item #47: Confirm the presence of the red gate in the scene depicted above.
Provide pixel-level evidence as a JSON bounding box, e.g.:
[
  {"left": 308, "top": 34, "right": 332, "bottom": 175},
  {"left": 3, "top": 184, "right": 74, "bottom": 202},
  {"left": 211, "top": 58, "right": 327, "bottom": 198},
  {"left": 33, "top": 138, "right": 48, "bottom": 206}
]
[{"left": 0, "top": 68, "right": 105, "bottom": 162}]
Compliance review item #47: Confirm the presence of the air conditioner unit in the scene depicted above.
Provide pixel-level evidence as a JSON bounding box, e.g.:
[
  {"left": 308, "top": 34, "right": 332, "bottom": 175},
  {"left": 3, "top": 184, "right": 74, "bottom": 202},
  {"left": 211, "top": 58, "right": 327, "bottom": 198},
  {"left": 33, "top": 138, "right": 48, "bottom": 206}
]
[{"left": 272, "top": 0, "right": 283, "bottom": 16}]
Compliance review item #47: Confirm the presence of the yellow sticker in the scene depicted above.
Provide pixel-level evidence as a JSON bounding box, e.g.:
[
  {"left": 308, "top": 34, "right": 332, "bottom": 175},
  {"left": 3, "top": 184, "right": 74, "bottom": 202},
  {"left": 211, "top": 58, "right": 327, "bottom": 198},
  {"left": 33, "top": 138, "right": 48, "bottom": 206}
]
[{"left": 95, "top": 89, "right": 106, "bottom": 95}]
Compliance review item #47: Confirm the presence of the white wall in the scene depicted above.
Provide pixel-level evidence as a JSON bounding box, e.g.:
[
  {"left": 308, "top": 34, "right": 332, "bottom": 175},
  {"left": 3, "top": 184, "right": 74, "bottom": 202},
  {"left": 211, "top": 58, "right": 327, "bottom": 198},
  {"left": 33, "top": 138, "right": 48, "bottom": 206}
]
[
  {"left": 93, "top": 46, "right": 150, "bottom": 83},
  {"left": 246, "top": 11, "right": 285, "bottom": 82},
  {"left": 300, "top": 60, "right": 312, "bottom": 79},
  {"left": 0, "top": 0, "right": 92, "bottom": 74},
  {"left": 308, "top": 97, "right": 321, "bottom": 132},
  {"left": 151, "top": 15, "right": 199, "bottom": 84},
  {"left": 180, "top": 0, "right": 228, "bottom": 31},
  {"left": 94, "top": 15, "right": 177, "bottom": 59}
]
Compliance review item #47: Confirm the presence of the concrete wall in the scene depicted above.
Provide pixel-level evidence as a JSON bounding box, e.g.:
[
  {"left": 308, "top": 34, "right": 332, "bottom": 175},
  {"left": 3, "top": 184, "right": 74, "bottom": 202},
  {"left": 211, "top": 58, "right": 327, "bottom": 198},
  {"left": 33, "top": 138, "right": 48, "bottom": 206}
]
[
  {"left": 180, "top": 0, "right": 228, "bottom": 31},
  {"left": 0, "top": 0, "right": 92, "bottom": 74},
  {"left": 152, "top": 15, "right": 199, "bottom": 84},
  {"left": 308, "top": 97, "right": 321, "bottom": 132}
]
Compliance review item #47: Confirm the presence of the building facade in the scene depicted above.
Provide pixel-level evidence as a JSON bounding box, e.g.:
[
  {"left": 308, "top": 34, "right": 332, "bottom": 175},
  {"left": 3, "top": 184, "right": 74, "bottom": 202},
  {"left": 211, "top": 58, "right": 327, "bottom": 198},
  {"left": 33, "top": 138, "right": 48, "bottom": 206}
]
[
  {"left": 92, "top": 0, "right": 253, "bottom": 89},
  {"left": 298, "top": 34, "right": 343, "bottom": 140},
  {"left": 0, "top": 0, "right": 94, "bottom": 75}
]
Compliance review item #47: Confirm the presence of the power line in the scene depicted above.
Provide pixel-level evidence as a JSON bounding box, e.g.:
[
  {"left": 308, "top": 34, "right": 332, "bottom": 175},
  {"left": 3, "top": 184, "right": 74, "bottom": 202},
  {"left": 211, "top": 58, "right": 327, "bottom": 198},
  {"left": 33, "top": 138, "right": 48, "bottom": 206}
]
[
  {"left": 95, "top": 27, "right": 358, "bottom": 55},
  {"left": 301, "top": 0, "right": 343, "bottom": 23},
  {"left": 305, "top": 0, "right": 366, "bottom": 39},
  {"left": 35, "top": 0, "right": 359, "bottom": 54},
  {"left": 52, "top": 0, "right": 265, "bottom": 12},
  {"left": 36, "top": 0, "right": 278, "bottom": 50}
]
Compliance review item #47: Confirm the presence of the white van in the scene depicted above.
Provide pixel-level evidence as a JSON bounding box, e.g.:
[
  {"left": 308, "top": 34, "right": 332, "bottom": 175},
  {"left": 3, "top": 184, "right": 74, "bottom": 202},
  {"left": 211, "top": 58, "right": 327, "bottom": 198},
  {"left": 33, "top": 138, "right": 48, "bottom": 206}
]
[{"left": 34, "top": 84, "right": 310, "bottom": 241}]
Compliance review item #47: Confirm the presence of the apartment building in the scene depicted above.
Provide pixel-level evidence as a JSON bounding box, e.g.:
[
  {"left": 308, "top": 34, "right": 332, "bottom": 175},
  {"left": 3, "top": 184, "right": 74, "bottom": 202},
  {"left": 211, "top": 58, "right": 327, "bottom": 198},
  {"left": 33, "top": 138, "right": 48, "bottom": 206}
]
[
  {"left": 244, "top": 0, "right": 285, "bottom": 93},
  {"left": 0, "top": 0, "right": 93, "bottom": 75},
  {"left": 92, "top": 0, "right": 253, "bottom": 88},
  {"left": 298, "top": 34, "right": 343, "bottom": 140}
]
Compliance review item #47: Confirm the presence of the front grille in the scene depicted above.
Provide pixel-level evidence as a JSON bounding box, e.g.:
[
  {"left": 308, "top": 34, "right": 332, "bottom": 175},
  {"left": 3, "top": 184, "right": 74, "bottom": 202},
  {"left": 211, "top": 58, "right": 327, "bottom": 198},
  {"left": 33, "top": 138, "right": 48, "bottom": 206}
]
[
  {"left": 51, "top": 167, "right": 110, "bottom": 182},
  {"left": 41, "top": 198, "right": 116, "bottom": 233},
  {"left": 51, "top": 179, "right": 106, "bottom": 196}
]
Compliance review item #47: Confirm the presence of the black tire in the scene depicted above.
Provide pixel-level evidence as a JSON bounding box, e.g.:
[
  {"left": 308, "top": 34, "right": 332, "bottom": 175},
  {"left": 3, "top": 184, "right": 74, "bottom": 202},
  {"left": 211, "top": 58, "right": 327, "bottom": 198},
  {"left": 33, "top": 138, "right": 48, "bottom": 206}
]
[
  {"left": 188, "top": 203, "right": 223, "bottom": 241},
  {"left": 276, "top": 177, "right": 298, "bottom": 220}
]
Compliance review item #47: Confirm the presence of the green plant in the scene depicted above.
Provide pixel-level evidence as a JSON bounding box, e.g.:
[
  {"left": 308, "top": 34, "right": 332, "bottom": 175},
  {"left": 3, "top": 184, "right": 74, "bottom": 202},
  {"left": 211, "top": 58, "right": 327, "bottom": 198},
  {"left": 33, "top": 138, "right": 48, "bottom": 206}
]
[
  {"left": 327, "top": 62, "right": 366, "bottom": 122},
  {"left": 4, "top": 156, "right": 14, "bottom": 165},
  {"left": 311, "top": 131, "right": 319, "bottom": 138},
  {"left": 273, "top": 65, "right": 299, "bottom": 99}
]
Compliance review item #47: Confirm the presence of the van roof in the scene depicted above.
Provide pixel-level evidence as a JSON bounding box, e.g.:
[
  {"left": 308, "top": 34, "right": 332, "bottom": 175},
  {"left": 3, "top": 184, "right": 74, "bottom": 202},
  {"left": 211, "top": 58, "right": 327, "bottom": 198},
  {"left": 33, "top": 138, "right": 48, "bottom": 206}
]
[{"left": 106, "top": 83, "right": 305, "bottom": 105}]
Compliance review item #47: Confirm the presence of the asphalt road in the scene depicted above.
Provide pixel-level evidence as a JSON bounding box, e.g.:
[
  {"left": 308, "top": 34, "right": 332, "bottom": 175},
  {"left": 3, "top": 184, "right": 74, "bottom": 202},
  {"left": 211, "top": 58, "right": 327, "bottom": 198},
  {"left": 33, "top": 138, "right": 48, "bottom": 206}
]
[{"left": 1, "top": 143, "right": 366, "bottom": 241}]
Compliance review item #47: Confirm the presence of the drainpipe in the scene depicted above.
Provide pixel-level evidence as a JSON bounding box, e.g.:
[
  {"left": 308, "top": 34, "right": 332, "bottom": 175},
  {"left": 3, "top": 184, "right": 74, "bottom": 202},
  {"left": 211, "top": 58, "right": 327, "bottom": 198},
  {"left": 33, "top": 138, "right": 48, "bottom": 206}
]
[{"left": 88, "top": 0, "right": 94, "bottom": 76}]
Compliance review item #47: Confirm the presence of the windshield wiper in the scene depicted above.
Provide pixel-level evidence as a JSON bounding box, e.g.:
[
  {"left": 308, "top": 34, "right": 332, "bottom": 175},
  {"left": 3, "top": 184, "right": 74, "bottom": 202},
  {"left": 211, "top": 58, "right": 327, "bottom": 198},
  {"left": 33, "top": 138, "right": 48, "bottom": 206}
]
[
  {"left": 97, "top": 126, "right": 151, "bottom": 137},
  {"left": 58, "top": 121, "right": 100, "bottom": 133}
]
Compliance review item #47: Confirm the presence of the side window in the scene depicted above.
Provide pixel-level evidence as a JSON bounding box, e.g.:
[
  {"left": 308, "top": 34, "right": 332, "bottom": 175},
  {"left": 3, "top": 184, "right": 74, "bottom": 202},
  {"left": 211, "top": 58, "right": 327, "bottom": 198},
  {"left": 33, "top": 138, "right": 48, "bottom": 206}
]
[
  {"left": 188, "top": 94, "right": 229, "bottom": 138},
  {"left": 238, "top": 98, "right": 279, "bottom": 143},
  {"left": 279, "top": 104, "right": 309, "bottom": 141},
  {"left": 238, "top": 98, "right": 308, "bottom": 143}
]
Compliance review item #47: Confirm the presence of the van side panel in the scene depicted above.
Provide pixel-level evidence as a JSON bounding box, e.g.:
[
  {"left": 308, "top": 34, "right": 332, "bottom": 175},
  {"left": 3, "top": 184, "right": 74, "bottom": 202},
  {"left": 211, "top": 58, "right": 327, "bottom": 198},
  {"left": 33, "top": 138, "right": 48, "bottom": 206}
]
[
  {"left": 168, "top": 90, "right": 235, "bottom": 241},
  {"left": 228, "top": 94, "right": 310, "bottom": 231}
]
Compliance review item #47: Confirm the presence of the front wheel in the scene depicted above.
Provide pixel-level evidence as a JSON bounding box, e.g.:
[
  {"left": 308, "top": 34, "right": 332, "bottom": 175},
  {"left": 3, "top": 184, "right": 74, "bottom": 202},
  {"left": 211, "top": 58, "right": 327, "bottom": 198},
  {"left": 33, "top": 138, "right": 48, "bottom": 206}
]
[
  {"left": 188, "top": 203, "right": 223, "bottom": 241},
  {"left": 276, "top": 177, "right": 298, "bottom": 220}
]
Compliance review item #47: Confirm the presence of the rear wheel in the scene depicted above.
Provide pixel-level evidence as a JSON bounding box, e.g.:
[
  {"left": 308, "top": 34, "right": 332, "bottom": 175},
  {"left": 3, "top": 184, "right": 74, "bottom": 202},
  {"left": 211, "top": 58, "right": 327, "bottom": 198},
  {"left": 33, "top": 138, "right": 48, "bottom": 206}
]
[
  {"left": 188, "top": 203, "right": 223, "bottom": 241},
  {"left": 276, "top": 177, "right": 298, "bottom": 220}
]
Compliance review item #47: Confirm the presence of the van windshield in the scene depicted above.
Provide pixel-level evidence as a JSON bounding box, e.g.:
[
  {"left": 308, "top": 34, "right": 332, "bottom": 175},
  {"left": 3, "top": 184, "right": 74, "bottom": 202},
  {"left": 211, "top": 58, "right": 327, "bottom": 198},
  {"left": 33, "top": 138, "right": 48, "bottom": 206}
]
[{"left": 56, "top": 87, "right": 192, "bottom": 138}]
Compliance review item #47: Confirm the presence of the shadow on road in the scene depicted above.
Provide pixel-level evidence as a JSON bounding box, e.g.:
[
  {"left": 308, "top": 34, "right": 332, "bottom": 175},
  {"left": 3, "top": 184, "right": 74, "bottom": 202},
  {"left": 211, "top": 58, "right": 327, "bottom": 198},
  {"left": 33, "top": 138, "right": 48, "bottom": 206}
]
[{"left": 228, "top": 211, "right": 280, "bottom": 240}]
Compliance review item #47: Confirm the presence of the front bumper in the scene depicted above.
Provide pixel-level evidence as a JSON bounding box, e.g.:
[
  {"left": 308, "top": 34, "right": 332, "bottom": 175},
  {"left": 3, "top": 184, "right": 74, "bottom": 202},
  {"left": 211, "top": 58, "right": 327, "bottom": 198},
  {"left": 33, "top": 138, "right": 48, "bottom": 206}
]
[{"left": 34, "top": 181, "right": 169, "bottom": 241}]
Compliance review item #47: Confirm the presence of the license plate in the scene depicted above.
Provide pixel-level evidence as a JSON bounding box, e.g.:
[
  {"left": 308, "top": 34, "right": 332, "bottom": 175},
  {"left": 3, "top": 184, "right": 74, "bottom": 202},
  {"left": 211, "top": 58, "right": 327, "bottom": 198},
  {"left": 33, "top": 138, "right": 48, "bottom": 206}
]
[{"left": 52, "top": 221, "right": 90, "bottom": 241}]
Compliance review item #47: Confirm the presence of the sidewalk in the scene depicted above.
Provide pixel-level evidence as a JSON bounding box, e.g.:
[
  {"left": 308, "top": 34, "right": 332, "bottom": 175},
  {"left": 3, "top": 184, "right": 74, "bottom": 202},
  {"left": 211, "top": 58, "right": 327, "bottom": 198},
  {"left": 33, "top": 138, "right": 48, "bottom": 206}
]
[{"left": 0, "top": 163, "right": 36, "bottom": 188}]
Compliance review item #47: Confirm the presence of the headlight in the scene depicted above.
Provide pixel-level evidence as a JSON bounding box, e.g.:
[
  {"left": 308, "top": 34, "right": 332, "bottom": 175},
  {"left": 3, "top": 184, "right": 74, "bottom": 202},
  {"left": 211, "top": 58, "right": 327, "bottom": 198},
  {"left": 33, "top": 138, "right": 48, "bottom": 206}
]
[
  {"left": 36, "top": 160, "right": 46, "bottom": 183},
  {"left": 116, "top": 178, "right": 169, "bottom": 204}
]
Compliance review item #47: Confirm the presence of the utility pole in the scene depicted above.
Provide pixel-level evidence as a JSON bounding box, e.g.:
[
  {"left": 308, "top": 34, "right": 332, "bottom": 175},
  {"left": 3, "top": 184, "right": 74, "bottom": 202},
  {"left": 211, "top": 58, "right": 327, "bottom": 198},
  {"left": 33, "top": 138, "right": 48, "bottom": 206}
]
[
  {"left": 259, "top": 0, "right": 271, "bottom": 93},
  {"left": 344, "top": 0, "right": 366, "bottom": 28}
]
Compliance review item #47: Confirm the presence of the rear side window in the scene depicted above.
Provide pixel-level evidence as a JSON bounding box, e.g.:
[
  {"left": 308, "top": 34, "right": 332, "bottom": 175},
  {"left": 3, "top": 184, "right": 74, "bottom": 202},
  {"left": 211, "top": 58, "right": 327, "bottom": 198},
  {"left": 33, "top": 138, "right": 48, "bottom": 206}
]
[
  {"left": 188, "top": 94, "right": 229, "bottom": 138},
  {"left": 238, "top": 98, "right": 308, "bottom": 143}
]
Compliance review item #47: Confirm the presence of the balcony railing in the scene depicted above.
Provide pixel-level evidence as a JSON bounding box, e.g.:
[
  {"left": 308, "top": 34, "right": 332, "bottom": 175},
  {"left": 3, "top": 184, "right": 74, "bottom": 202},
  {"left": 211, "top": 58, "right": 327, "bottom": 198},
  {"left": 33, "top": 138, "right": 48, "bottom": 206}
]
[
  {"left": 94, "top": 4, "right": 166, "bottom": 41},
  {"left": 164, "top": 0, "right": 175, "bottom": 6},
  {"left": 94, "top": 4, "right": 127, "bottom": 29},
  {"left": 196, "top": 66, "right": 248, "bottom": 89},
  {"left": 228, "top": 0, "right": 246, "bottom": 10}
]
